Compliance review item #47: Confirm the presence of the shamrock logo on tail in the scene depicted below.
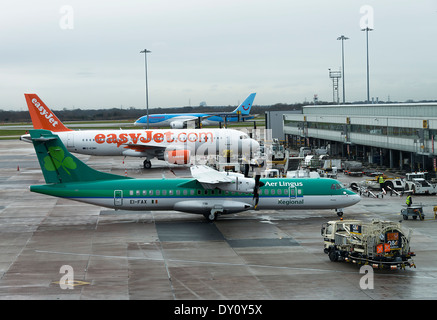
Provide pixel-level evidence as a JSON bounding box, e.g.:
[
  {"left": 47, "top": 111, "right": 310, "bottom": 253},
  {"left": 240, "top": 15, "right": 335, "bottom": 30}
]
[{"left": 43, "top": 146, "right": 77, "bottom": 175}]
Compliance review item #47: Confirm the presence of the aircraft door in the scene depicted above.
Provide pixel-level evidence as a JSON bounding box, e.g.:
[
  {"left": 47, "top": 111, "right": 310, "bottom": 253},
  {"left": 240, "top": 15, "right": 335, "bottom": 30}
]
[
  {"left": 67, "top": 133, "right": 74, "bottom": 147},
  {"left": 289, "top": 185, "right": 303, "bottom": 200},
  {"left": 114, "top": 190, "right": 123, "bottom": 206},
  {"left": 289, "top": 186, "right": 297, "bottom": 199}
]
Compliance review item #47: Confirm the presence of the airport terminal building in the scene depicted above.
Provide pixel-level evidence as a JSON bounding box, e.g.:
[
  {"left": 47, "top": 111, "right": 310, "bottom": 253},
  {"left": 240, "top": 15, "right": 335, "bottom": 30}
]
[{"left": 282, "top": 102, "right": 437, "bottom": 174}]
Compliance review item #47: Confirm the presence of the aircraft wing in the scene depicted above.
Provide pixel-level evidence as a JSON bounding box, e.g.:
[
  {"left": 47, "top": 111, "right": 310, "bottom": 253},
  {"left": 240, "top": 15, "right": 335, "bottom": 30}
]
[
  {"left": 190, "top": 165, "right": 256, "bottom": 194},
  {"left": 121, "top": 143, "right": 166, "bottom": 157},
  {"left": 123, "top": 143, "right": 165, "bottom": 151},
  {"left": 241, "top": 114, "right": 258, "bottom": 118},
  {"left": 190, "top": 165, "right": 234, "bottom": 184}
]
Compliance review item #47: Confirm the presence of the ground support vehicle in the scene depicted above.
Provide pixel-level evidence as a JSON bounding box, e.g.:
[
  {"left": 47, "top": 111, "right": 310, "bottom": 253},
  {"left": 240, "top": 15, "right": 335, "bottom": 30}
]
[
  {"left": 351, "top": 172, "right": 437, "bottom": 195},
  {"left": 321, "top": 219, "right": 416, "bottom": 270},
  {"left": 352, "top": 174, "right": 403, "bottom": 193},
  {"left": 401, "top": 205, "right": 425, "bottom": 220},
  {"left": 343, "top": 161, "right": 363, "bottom": 176},
  {"left": 403, "top": 172, "right": 437, "bottom": 195},
  {"left": 350, "top": 184, "right": 385, "bottom": 198}
]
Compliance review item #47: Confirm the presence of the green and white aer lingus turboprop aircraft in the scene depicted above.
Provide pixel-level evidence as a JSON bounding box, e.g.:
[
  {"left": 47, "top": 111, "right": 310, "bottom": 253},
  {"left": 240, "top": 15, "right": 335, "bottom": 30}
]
[{"left": 29, "top": 129, "right": 360, "bottom": 221}]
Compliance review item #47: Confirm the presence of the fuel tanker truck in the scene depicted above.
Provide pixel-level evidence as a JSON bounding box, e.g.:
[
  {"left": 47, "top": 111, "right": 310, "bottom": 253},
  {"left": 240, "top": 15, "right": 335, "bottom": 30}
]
[{"left": 321, "top": 219, "right": 416, "bottom": 270}]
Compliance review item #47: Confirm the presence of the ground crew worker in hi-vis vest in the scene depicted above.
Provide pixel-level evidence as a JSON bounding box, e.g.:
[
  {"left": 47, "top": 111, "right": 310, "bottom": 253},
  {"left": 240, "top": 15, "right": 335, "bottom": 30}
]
[
  {"left": 378, "top": 175, "right": 384, "bottom": 190},
  {"left": 406, "top": 195, "right": 412, "bottom": 207}
]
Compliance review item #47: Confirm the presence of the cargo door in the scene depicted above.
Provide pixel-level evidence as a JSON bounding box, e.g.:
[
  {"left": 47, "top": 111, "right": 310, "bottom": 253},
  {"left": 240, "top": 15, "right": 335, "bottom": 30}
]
[{"left": 114, "top": 190, "right": 123, "bottom": 206}]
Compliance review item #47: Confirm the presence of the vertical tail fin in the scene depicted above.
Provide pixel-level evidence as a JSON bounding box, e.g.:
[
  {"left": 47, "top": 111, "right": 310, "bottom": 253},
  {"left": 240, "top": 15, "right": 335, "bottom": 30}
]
[
  {"left": 24, "top": 94, "right": 72, "bottom": 132},
  {"left": 232, "top": 93, "right": 256, "bottom": 115},
  {"left": 30, "top": 129, "right": 129, "bottom": 184}
]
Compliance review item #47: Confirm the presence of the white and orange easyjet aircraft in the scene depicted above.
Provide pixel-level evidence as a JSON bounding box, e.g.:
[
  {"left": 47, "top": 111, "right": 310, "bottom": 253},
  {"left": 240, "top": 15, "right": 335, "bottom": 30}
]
[{"left": 20, "top": 94, "right": 260, "bottom": 169}]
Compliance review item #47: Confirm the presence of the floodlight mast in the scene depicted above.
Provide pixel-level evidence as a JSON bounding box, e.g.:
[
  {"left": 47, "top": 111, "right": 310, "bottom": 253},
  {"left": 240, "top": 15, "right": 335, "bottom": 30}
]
[
  {"left": 361, "top": 28, "right": 373, "bottom": 103},
  {"left": 140, "top": 49, "right": 151, "bottom": 128},
  {"left": 337, "top": 35, "right": 349, "bottom": 104}
]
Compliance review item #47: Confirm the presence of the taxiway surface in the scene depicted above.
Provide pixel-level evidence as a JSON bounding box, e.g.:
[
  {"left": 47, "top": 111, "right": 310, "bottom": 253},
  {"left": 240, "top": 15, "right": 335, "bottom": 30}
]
[{"left": 1, "top": 140, "right": 437, "bottom": 300}]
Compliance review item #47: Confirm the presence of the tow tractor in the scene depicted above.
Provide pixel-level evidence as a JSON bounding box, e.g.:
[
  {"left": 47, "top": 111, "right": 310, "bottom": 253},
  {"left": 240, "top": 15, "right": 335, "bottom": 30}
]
[{"left": 321, "top": 219, "right": 416, "bottom": 270}]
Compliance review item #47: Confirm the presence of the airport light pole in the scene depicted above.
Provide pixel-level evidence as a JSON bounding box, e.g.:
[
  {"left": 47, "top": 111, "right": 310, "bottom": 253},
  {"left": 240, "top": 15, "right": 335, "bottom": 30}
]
[
  {"left": 361, "top": 27, "right": 373, "bottom": 103},
  {"left": 337, "top": 35, "right": 349, "bottom": 104},
  {"left": 140, "top": 49, "right": 151, "bottom": 128}
]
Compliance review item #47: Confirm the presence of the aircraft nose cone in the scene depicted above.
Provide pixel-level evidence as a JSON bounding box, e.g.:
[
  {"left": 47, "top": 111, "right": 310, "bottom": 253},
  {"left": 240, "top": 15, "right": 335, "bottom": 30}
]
[{"left": 352, "top": 193, "right": 361, "bottom": 204}]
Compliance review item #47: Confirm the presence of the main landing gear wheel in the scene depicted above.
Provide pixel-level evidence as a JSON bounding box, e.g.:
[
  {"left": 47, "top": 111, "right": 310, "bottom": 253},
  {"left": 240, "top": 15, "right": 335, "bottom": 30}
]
[
  {"left": 204, "top": 211, "right": 219, "bottom": 222},
  {"left": 143, "top": 160, "right": 152, "bottom": 169}
]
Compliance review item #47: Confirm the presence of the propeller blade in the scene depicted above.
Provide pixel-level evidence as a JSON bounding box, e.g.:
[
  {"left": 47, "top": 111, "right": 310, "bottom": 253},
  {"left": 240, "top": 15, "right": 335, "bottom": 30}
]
[
  {"left": 253, "top": 174, "right": 262, "bottom": 209},
  {"left": 243, "top": 163, "right": 249, "bottom": 177}
]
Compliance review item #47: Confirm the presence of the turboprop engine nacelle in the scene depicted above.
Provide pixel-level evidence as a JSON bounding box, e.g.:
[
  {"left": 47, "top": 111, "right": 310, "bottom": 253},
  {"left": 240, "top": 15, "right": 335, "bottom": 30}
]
[{"left": 218, "top": 172, "right": 256, "bottom": 194}]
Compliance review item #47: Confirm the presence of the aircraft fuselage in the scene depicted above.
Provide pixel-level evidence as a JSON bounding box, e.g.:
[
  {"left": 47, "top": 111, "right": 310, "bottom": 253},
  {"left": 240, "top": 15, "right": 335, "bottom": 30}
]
[{"left": 31, "top": 177, "right": 360, "bottom": 215}]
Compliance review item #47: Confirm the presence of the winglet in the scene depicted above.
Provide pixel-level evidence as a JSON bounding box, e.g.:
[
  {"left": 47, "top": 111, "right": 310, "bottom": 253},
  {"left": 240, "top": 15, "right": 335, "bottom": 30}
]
[
  {"left": 24, "top": 94, "right": 72, "bottom": 132},
  {"left": 232, "top": 93, "right": 256, "bottom": 115}
]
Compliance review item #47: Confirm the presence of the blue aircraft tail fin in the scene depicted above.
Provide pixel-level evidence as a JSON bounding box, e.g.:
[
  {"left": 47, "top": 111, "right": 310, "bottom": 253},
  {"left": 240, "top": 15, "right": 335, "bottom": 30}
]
[{"left": 232, "top": 93, "right": 256, "bottom": 115}]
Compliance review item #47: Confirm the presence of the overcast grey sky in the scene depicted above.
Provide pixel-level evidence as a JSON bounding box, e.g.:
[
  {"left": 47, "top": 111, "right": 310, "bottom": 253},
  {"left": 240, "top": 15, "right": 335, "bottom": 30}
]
[{"left": 1, "top": 0, "right": 436, "bottom": 110}]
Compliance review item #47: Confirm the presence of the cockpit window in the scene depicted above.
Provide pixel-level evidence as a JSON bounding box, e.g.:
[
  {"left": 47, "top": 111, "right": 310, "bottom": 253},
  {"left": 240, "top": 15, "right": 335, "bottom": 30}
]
[{"left": 331, "top": 183, "right": 343, "bottom": 190}]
